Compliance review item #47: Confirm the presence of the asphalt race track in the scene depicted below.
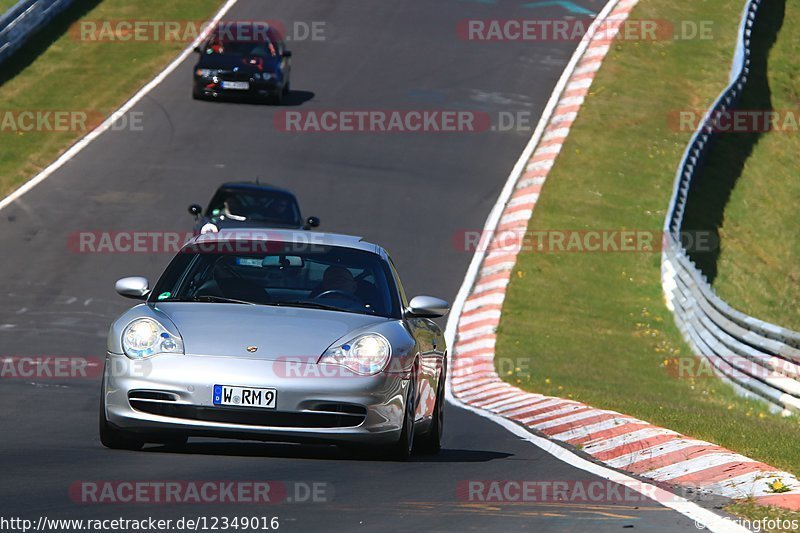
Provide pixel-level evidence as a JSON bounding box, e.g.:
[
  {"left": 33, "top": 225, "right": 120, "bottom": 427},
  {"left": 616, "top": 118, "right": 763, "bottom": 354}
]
[{"left": 0, "top": 0, "right": 702, "bottom": 530}]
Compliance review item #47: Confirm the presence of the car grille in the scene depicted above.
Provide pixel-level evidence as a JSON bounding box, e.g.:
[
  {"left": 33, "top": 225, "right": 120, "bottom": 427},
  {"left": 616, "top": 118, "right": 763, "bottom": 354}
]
[
  {"left": 130, "top": 399, "right": 367, "bottom": 429},
  {"left": 216, "top": 70, "right": 252, "bottom": 81},
  {"left": 129, "top": 390, "right": 179, "bottom": 402}
]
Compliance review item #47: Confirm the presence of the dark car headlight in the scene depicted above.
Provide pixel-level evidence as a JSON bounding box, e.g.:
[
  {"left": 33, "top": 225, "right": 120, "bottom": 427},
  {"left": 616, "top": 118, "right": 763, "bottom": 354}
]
[{"left": 195, "top": 68, "right": 214, "bottom": 78}]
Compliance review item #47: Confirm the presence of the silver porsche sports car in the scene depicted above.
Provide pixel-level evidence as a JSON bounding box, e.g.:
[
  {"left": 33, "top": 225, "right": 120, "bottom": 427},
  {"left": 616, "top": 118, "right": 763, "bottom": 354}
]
[{"left": 100, "top": 230, "right": 449, "bottom": 459}]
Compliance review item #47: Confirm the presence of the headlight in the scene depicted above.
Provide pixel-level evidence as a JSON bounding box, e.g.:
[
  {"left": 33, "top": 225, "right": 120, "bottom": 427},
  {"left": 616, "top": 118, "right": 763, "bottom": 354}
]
[
  {"left": 122, "top": 318, "right": 184, "bottom": 360},
  {"left": 319, "top": 334, "right": 391, "bottom": 375},
  {"left": 195, "top": 68, "right": 213, "bottom": 77}
]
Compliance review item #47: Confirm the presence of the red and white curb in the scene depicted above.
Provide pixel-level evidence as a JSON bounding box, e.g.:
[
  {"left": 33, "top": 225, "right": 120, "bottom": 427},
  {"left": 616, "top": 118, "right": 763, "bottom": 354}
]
[{"left": 445, "top": 0, "right": 800, "bottom": 513}]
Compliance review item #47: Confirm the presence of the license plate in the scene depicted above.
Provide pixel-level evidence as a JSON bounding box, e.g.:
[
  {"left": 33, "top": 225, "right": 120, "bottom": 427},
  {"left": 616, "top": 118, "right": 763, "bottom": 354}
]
[
  {"left": 221, "top": 81, "right": 249, "bottom": 90},
  {"left": 213, "top": 385, "right": 276, "bottom": 409}
]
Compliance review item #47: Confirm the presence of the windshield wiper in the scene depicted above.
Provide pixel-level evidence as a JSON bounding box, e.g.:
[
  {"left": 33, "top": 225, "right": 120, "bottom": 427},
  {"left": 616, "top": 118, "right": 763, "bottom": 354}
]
[
  {"left": 190, "top": 295, "right": 256, "bottom": 305},
  {"left": 270, "top": 301, "right": 351, "bottom": 313},
  {"left": 155, "top": 296, "right": 254, "bottom": 305}
]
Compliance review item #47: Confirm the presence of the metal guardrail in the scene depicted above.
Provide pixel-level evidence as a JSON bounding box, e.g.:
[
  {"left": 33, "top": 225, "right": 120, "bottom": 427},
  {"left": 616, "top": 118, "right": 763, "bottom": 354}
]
[
  {"left": 661, "top": 0, "right": 800, "bottom": 414},
  {"left": 0, "top": 0, "right": 75, "bottom": 65}
]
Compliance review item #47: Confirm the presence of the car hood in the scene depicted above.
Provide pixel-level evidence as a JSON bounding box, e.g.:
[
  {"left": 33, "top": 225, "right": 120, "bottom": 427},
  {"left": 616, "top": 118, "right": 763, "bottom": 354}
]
[
  {"left": 195, "top": 55, "right": 278, "bottom": 73},
  {"left": 153, "top": 302, "right": 388, "bottom": 361}
]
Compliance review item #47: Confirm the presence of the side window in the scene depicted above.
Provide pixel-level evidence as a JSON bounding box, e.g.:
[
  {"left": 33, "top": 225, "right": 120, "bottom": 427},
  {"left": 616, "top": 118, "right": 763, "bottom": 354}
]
[{"left": 387, "top": 257, "right": 408, "bottom": 308}]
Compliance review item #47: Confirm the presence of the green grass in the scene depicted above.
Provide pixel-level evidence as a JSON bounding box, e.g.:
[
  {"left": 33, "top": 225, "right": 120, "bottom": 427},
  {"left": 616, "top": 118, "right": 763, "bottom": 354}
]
[
  {"left": 495, "top": 0, "right": 800, "bottom": 476},
  {"left": 0, "top": 0, "right": 223, "bottom": 197},
  {"left": 727, "top": 500, "right": 800, "bottom": 532},
  {"left": 682, "top": 1, "right": 800, "bottom": 331},
  {"left": 1, "top": 0, "right": 19, "bottom": 14},
  {"left": 1, "top": 0, "right": 22, "bottom": 14}
]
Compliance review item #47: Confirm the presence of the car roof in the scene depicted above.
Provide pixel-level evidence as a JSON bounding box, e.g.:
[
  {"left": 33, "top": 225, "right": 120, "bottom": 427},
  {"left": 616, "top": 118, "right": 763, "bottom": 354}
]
[
  {"left": 217, "top": 182, "right": 297, "bottom": 197},
  {"left": 184, "top": 229, "right": 385, "bottom": 256}
]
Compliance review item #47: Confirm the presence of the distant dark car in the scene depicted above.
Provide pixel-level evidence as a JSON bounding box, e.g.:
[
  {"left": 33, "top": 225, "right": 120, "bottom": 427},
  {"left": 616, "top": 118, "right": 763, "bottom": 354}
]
[
  {"left": 192, "top": 22, "right": 292, "bottom": 104},
  {"left": 189, "top": 182, "right": 320, "bottom": 234}
]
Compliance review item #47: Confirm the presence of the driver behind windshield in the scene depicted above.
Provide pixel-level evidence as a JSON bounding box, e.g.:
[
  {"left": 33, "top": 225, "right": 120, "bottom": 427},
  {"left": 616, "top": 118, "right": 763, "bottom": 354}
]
[{"left": 312, "top": 266, "right": 357, "bottom": 297}]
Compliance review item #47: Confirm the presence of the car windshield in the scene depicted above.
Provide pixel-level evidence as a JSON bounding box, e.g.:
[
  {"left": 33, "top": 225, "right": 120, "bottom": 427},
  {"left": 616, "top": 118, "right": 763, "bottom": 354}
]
[
  {"left": 202, "top": 38, "right": 276, "bottom": 58},
  {"left": 206, "top": 189, "right": 302, "bottom": 226},
  {"left": 150, "top": 242, "right": 402, "bottom": 318}
]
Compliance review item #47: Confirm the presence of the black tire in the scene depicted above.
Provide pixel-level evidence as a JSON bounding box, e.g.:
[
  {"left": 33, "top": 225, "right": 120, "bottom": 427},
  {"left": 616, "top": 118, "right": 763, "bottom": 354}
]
[
  {"left": 388, "top": 371, "right": 417, "bottom": 461},
  {"left": 99, "top": 389, "right": 144, "bottom": 451},
  {"left": 270, "top": 90, "right": 284, "bottom": 106},
  {"left": 283, "top": 80, "right": 291, "bottom": 95},
  {"left": 192, "top": 88, "right": 204, "bottom": 100},
  {"left": 417, "top": 360, "right": 446, "bottom": 455}
]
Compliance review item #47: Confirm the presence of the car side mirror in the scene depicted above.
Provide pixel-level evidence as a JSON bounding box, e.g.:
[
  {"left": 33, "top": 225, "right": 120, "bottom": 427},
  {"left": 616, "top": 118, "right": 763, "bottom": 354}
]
[
  {"left": 115, "top": 277, "right": 150, "bottom": 300},
  {"left": 405, "top": 296, "right": 450, "bottom": 318},
  {"left": 305, "top": 216, "right": 320, "bottom": 229},
  {"left": 194, "top": 46, "right": 202, "bottom": 53},
  {"left": 189, "top": 204, "right": 202, "bottom": 216},
  {"left": 282, "top": 50, "right": 292, "bottom": 58}
]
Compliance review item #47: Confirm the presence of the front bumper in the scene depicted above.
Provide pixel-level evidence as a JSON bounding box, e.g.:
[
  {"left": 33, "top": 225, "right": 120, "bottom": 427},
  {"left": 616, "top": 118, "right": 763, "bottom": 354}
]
[
  {"left": 103, "top": 353, "right": 408, "bottom": 445},
  {"left": 194, "top": 77, "right": 281, "bottom": 99}
]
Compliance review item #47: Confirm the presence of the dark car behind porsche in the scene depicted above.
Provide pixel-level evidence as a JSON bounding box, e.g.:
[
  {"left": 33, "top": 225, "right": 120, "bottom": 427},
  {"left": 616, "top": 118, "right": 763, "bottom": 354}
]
[
  {"left": 189, "top": 182, "right": 320, "bottom": 234},
  {"left": 192, "top": 22, "right": 292, "bottom": 104}
]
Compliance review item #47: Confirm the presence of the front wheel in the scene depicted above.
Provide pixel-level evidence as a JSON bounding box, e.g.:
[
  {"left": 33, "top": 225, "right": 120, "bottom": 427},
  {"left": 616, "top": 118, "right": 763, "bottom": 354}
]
[
  {"left": 417, "top": 360, "right": 445, "bottom": 454},
  {"left": 388, "top": 372, "right": 417, "bottom": 461}
]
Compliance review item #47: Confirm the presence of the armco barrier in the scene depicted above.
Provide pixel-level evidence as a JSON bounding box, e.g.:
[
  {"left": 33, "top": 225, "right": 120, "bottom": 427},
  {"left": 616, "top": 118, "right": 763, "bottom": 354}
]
[
  {"left": 0, "top": 0, "right": 75, "bottom": 65},
  {"left": 661, "top": 0, "right": 800, "bottom": 414}
]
